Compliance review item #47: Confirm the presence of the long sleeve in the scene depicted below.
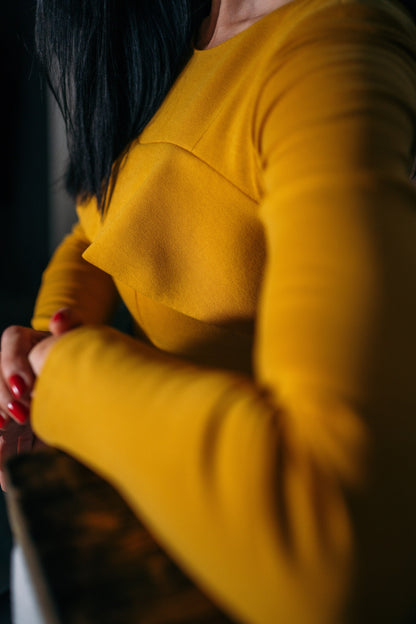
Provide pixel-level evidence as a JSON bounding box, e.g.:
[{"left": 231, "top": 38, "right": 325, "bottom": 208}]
[
  {"left": 31, "top": 222, "right": 119, "bottom": 331},
  {"left": 30, "top": 4, "right": 416, "bottom": 623}
]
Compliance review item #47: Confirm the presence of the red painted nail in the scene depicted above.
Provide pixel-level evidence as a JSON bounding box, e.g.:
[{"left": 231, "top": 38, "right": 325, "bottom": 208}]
[
  {"left": 51, "top": 309, "right": 67, "bottom": 323},
  {"left": 8, "top": 374, "right": 27, "bottom": 399},
  {"left": 7, "top": 401, "right": 29, "bottom": 424}
]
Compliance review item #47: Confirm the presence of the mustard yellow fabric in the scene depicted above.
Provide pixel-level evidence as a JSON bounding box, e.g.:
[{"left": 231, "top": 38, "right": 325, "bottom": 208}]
[{"left": 31, "top": 0, "right": 416, "bottom": 621}]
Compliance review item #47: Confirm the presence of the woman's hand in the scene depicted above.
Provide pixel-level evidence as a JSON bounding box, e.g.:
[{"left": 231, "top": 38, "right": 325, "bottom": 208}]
[
  {"left": 0, "top": 308, "right": 80, "bottom": 425},
  {"left": 28, "top": 307, "right": 82, "bottom": 376},
  {"left": 0, "top": 325, "right": 49, "bottom": 426},
  {"left": 0, "top": 308, "right": 81, "bottom": 490},
  {"left": 0, "top": 325, "right": 50, "bottom": 490}
]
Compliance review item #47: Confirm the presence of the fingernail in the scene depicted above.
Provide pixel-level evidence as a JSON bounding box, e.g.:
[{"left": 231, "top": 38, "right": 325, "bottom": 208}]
[
  {"left": 51, "top": 309, "right": 67, "bottom": 323},
  {"left": 8, "top": 374, "right": 27, "bottom": 399},
  {"left": 7, "top": 401, "right": 29, "bottom": 424}
]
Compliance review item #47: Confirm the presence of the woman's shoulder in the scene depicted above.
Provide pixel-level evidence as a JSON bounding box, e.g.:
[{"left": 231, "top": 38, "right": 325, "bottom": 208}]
[
  {"left": 256, "top": 0, "right": 416, "bottom": 70},
  {"left": 281, "top": 0, "right": 415, "bottom": 22},
  {"left": 293, "top": 0, "right": 416, "bottom": 36}
]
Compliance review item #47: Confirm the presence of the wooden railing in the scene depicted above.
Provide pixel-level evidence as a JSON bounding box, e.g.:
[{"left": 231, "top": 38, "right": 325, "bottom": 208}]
[{"left": 5, "top": 450, "right": 237, "bottom": 624}]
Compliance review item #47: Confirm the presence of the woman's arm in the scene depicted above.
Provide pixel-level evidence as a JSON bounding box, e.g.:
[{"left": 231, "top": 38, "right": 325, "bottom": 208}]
[
  {"left": 0, "top": 218, "right": 116, "bottom": 430},
  {"left": 0, "top": 220, "right": 118, "bottom": 480},
  {"left": 32, "top": 222, "right": 119, "bottom": 331},
  {"left": 29, "top": 4, "right": 416, "bottom": 623}
]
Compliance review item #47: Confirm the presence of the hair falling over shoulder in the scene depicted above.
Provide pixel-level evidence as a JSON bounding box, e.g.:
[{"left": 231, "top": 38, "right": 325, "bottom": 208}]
[{"left": 35, "top": 0, "right": 211, "bottom": 212}]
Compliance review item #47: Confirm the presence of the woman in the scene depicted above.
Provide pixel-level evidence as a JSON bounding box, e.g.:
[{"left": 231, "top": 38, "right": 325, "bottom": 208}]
[{"left": 1, "top": 0, "right": 416, "bottom": 621}]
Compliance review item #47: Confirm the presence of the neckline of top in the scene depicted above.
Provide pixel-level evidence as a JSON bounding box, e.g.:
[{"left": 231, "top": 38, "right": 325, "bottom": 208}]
[{"left": 193, "top": 0, "right": 305, "bottom": 53}]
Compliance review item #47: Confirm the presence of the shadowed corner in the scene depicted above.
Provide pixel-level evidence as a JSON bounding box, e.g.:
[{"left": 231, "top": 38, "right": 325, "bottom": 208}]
[
  {"left": 0, "top": 1, "right": 51, "bottom": 621},
  {"left": 0, "top": 0, "right": 50, "bottom": 336}
]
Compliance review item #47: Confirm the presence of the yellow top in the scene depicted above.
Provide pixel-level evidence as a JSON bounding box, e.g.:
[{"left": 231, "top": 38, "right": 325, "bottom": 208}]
[{"left": 31, "top": 0, "right": 416, "bottom": 621}]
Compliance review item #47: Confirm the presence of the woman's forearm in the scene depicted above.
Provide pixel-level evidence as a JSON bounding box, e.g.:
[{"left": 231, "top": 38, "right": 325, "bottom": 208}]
[{"left": 32, "top": 222, "right": 119, "bottom": 331}]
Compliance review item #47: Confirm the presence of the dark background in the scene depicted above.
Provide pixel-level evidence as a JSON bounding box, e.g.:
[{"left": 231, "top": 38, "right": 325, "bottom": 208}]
[
  {"left": 0, "top": 0, "right": 49, "bottom": 333},
  {"left": 0, "top": 4, "right": 47, "bottom": 618}
]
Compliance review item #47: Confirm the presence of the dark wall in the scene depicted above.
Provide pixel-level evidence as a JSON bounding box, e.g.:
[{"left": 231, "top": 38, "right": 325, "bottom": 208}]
[{"left": 0, "top": 1, "right": 49, "bottom": 331}]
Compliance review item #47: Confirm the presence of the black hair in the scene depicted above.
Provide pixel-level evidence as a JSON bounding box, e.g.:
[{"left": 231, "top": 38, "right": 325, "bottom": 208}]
[
  {"left": 35, "top": 0, "right": 210, "bottom": 212},
  {"left": 35, "top": 0, "right": 415, "bottom": 212}
]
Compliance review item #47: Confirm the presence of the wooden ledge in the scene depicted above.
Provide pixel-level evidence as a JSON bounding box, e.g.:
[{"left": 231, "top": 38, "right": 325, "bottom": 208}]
[{"left": 5, "top": 450, "right": 236, "bottom": 624}]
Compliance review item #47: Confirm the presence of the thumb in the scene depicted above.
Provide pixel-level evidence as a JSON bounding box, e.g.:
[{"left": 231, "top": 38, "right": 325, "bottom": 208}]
[{"left": 49, "top": 308, "right": 83, "bottom": 336}]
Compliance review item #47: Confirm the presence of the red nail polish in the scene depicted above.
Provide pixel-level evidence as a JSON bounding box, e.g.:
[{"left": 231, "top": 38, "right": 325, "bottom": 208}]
[
  {"left": 7, "top": 401, "right": 29, "bottom": 424},
  {"left": 51, "top": 310, "right": 67, "bottom": 323},
  {"left": 8, "top": 374, "right": 27, "bottom": 399}
]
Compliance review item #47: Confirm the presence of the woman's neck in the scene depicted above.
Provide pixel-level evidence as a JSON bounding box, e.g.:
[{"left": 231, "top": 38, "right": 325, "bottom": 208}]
[{"left": 197, "top": 0, "right": 294, "bottom": 49}]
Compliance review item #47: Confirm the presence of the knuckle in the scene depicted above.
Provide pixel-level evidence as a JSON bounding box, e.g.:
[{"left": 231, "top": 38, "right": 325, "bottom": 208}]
[
  {"left": 0, "top": 327, "right": 23, "bottom": 374},
  {"left": 1, "top": 325, "right": 21, "bottom": 344},
  {"left": 3, "top": 325, "right": 19, "bottom": 336}
]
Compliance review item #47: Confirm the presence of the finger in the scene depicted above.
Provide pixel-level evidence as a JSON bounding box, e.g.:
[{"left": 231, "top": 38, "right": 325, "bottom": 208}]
[
  {"left": 28, "top": 334, "right": 59, "bottom": 377},
  {"left": 6, "top": 401, "right": 30, "bottom": 425},
  {"left": 8, "top": 374, "right": 28, "bottom": 400},
  {"left": 0, "top": 374, "right": 13, "bottom": 421},
  {"left": 49, "top": 308, "right": 82, "bottom": 336},
  {"left": 0, "top": 366, "right": 29, "bottom": 424},
  {"left": 1, "top": 326, "right": 48, "bottom": 400}
]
